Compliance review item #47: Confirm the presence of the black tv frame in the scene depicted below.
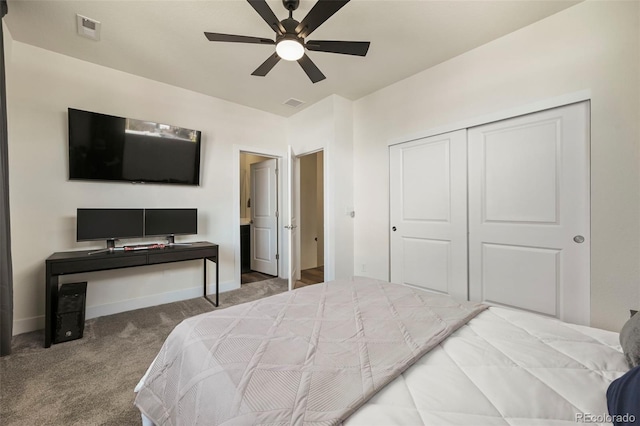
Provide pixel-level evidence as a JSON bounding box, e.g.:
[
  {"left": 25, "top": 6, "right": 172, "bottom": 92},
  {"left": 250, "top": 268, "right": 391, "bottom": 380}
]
[{"left": 68, "top": 108, "right": 202, "bottom": 186}]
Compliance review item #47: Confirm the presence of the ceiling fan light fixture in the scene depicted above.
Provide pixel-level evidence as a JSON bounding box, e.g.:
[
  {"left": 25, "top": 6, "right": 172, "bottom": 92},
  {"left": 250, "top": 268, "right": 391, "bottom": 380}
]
[{"left": 276, "top": 38, "right": 304, "bottom": 61}]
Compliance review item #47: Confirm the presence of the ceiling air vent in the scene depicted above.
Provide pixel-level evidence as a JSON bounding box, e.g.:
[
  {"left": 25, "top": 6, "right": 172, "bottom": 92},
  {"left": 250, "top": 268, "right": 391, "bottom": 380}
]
[
  {"left": 76, "top": 14, "right": 101, "bottom": 41},
  {"left": 284, "top": 98, "right": 305, "bottom": 108}
]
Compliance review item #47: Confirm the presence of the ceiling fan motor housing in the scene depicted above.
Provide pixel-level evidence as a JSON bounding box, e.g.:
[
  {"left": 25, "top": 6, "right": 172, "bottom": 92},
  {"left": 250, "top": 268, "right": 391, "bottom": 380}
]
[
  {"left": 283, "top": 0, "right": 300, "bottom": 12},
  {"left": 279, "top": 17, "right": 302, "bottom": 39}
]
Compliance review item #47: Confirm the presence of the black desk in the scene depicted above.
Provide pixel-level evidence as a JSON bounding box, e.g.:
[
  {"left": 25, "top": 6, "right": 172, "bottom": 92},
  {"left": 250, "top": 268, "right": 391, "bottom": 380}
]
[{"left": 44, "top": 241, "right": 218, "bottom": 348}]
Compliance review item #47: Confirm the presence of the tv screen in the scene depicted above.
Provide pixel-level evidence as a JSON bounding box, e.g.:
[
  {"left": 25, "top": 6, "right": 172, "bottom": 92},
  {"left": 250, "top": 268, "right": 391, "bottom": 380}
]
[
  {"left": 144, "top": 208, "right": 197, "bottom": 236},
  {"left": 68, "top": 108, "right": 201, "bottom": 185},
  {"left": 77, "top": 208, "right": 144, "bottom": 241}
]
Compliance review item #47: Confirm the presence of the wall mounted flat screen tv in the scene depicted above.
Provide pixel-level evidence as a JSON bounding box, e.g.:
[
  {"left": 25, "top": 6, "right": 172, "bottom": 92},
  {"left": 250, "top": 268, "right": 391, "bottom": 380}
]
[
  {"left": 68, "top": 108, "right": 201, "bottom": 185},
  {"left": 77, "top": 208, "right": 144, "bottom": 241},
  {"left": 144, "top": 208, "right": 198, "bottom": 237}
]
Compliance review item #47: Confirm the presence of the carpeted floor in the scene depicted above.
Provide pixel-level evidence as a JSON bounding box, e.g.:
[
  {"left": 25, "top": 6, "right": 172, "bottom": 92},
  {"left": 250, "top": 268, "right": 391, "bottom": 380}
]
[{"left": 0, "top": 278, "right": 287, "bottom": 426}]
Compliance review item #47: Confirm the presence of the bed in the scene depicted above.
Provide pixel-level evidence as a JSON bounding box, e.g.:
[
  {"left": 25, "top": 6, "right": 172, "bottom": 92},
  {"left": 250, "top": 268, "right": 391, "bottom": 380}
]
[{"left": 134, "top": 277, "right": 629, "bottom": 425}]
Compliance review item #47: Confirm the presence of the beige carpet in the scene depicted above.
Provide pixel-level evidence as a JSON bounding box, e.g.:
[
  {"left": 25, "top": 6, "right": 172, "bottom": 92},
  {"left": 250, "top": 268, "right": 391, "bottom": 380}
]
[{"left": 0, "top": 278, "right": 287, "bottom": 425}]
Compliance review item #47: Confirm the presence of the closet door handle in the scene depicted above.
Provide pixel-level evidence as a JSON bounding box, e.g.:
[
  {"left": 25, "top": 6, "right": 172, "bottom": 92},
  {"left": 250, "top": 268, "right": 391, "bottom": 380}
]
[{"left": 392, "top": 226, "right": 397, "bottom": 232}]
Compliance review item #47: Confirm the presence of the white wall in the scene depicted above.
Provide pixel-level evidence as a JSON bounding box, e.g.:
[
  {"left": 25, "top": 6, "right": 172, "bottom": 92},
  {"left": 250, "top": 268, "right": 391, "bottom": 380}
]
[
  {"left": 6, "top": 41, "right": 286, "bottom": 334},
  {"left": 287, "top": 95, "right": 354, "bottom": 281},
  {"left": 353, "top": 0, "right": 640, "bottom": 331}
]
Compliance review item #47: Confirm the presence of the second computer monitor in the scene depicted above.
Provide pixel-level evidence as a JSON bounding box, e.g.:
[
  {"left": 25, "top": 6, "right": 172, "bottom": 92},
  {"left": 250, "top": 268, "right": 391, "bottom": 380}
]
[{"left": 144, "top": 208, "right": 197, "bottom": 239}]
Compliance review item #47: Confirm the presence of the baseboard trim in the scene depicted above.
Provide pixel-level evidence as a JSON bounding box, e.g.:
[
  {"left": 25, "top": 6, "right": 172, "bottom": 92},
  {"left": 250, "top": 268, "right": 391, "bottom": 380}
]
[
  {"left": 85, "top": 286, "right": 204, "bottom": 320},
  {"left": 13, "top": 315, "right": 44, "bottom": 336},
  {"left": 219, "top": 280, "right": 240, "bottom": 293},
  {"left": 13, "top": 280, "right": 239, "bottom": 336}
]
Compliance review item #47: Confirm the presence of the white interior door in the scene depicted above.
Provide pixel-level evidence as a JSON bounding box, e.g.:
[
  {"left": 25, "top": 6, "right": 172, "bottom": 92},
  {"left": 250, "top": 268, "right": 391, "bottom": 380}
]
[
  {"left": 468, "top": 102, "right": 590, "bottom": 324},
  {"left": 390, "top": 130, "right": 468, "bottom": 300},
  {"left": 287, "top": 146, "right": 299, "bottom": 292},
  {"left": 250, "top": 158, "right": 278, "bottom": 276}
]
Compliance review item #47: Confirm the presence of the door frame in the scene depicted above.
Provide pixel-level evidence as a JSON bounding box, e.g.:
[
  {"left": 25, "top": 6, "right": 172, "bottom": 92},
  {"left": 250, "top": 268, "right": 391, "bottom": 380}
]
[
  {"left": 233, "top": 145, "right": 330, "bottom": 289},
  {"left": 297, "top": 150, "right": 325, "bottom": 275},
  {"left": 233, "top": 145, "right": 285, "bottom": 287},
  {"left": 250, "top": 158, "right": 279, "bottom": 276},
  {"left": 291, "top": 148, "right": 328, "bottom": 288}
]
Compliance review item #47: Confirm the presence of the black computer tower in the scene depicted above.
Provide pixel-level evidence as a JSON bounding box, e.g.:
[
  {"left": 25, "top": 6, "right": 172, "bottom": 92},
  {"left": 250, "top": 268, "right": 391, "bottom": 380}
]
[{"left": 53, "top": 282, "right": 87, "bottom": 344}]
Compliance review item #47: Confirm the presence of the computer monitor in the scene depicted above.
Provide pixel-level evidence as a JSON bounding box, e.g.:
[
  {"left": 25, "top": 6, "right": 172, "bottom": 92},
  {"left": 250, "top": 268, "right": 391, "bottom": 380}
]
[
  {"left": 144, "top": 208, "right": 197, "bottom": 244},
  {"left": 77, "top": 208, "right": 145, "bottom": 253},
  {"left": 77, "top": 208, "right": 144, "bottom": 242}
]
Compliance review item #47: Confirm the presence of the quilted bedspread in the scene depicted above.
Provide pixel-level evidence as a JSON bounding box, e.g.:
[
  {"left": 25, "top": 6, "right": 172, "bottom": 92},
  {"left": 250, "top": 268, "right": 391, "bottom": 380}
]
[
  {"left": 346, "top": 307, "right": 628, "bottom": 426},
  {"left": 134, "top": 277, "right": 487, "bottom": 425}
]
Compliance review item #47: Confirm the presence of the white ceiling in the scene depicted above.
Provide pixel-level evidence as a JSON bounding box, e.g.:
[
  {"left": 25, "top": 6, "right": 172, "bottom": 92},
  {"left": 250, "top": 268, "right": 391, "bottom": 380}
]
[{"left": 5, "top": 0, "right": 580, "bottom": 117}]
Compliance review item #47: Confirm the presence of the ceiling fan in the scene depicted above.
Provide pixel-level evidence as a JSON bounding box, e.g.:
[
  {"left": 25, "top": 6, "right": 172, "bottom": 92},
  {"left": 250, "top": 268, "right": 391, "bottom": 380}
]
[{"left": 204, "top": 0, "right": 370, "bottom": 83}]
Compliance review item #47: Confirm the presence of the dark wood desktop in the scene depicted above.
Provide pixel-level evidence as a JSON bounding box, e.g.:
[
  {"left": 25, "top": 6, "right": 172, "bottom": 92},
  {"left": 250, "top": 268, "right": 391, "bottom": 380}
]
[{"left": 44, "top": 241, "right": 219, "bottom": 348}]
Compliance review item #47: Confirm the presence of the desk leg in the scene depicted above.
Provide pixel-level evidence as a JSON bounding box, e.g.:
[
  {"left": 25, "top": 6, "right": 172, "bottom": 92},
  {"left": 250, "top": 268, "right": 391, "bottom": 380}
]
[
  {"left": 44, "top": 266, "right": 58, "bottom": 348},
  {"left": 216, "top": 258, "right": 219, "bottom": 307},
  {"left": 203, "top": 257, "right": 219, "bottom": 307}
]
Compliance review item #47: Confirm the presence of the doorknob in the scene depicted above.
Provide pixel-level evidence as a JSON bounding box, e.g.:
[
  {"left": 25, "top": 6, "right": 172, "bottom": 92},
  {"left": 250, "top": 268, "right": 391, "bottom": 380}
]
[
  {"left": 573, "top": 235, "right": 585, "bottom": 243},
  {"left": 392, "top": 226, "right": 397, "bottom": 232}
]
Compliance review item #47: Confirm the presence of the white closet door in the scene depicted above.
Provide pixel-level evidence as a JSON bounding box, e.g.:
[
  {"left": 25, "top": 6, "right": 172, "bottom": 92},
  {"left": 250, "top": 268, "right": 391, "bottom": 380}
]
[
  {"left": 390, "top": 130, "right": 468, "bottom": 300},
  {"left": 468, "top": 102, "right": 590, "bottom": 325}
]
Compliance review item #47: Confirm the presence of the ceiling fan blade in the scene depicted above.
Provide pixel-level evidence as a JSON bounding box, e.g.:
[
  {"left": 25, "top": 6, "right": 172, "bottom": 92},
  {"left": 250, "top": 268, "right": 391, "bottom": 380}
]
[
  {"left": 305, "top": 40, "right": 370, "bottom": 56},
  {"left": 247, "top": 0, "right": 286, "bottom": 35},
  {"left": 252, "top": 53, "right": 281, "bottom": 77},
  {"left": 295, "top": 0, "right": 349, "bottom": 38},
  {"left": 297, "top": 54, "right": 326, "bottom": 83},
  {"left": 204, "top": 32, "right": 275, "bottom": 45}
]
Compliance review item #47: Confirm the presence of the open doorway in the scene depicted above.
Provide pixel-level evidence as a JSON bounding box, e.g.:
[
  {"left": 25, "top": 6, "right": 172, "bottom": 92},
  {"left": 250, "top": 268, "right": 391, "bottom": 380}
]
[
  {"left": 295, "top": 150, "right": 325, "bottom": 288},
  {"left": 240, "top": 152, "right": 279, "bottom": 285}
]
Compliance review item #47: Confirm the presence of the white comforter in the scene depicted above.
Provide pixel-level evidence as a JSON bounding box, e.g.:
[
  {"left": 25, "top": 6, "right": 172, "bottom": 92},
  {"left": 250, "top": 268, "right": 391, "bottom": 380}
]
[
  {"left": 137, "top": 292, "right": 628, "bottom": 426},
  {"left": 135, "top": 278, "right": 487, "bottom": 425},
  {"left": 345, "top": 307, "right": 627, "bottom": 425}
]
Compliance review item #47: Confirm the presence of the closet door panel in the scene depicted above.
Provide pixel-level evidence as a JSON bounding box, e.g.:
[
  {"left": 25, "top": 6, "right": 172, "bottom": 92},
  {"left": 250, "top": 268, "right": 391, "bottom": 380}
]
[
  {"left": 468, "top": 102, "right": 590, "bottom": 325},
  {"left": 482, "top": 243, "right": 559, "bottom": 316},
  {"left": 401, "top": 141, "right": 450, "bottom": 221},
  {"left": 402, "top": 238, "right": 450, "bottom": 295},
  {"left": 390, "top": 130, "right": 467, "bottom": 300},
  {"left": 482, "top": 122, "right": 558, "bottom": 223}
]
